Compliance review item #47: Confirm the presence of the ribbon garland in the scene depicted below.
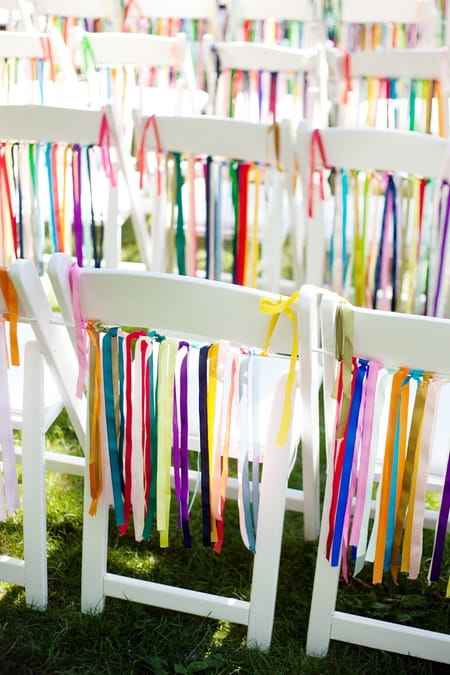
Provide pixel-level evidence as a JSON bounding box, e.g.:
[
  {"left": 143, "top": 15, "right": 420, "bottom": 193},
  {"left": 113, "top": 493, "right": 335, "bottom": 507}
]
[
  {"left": 325, "top": 303, "right": 450, "bottom": 592},
  {"left": 73, "top": 271, "right": 299, "bottom": 554},
  {"left": 78, "top": 314, "right": 295, "bottom": 554}
]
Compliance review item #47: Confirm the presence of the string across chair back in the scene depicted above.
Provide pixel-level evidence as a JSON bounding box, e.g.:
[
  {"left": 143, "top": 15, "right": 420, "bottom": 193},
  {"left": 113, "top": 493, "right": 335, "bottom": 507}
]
[{"left": 40, "top": 251, "right": 323, "bottom": 649}]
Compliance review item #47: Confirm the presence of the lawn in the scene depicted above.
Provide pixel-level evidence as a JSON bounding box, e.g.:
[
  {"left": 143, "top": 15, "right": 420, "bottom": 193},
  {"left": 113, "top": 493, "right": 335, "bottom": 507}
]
[{"left": 0, "top": 409, "right": 448, "bottom": 674}]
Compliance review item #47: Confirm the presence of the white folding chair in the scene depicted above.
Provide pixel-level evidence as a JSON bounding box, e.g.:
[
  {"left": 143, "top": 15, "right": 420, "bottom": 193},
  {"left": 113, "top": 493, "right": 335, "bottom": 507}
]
[
  {"left": 0, "top": 102, "right": 150, "bottom": 270},
  {"left": 336, "top": 0, "right": 441, "bottom": 49},
  {"left": 25, "top": 251, "right": 322, "bottom": 649},
  {"left": 0, "top": 27, "right": 79, "bottom": 105},
  {"left": 72, "top": 30, "right": 208, "bottom": 150},
  {"left": 327, "top": 44, "right": 450, "bottom": 135},
  {"left": 133, "top": 111, "right": 297, "bottom": 292},
  {"left": 204, "top": 33, "right": 329, "bottom": 126},
  {"left": 33, "top": 0, "right": 122, "bottom": 31},
  {"left": 122, "top": 0, "right": 221, "bottom": 37},
  {"left": 296, "top": 122, "right": 450, "bottom": 311},
  {"left": 225, "top": 0, "right": 324, "bottom": 46},
  {"left": 306, "top": 290, "right": 450, "bottom": 663},
  {"left": 121, "top": 0, "right": 222, "bottom": 94},
  {"left": 0, "top": 261, "right": 86, "bottom": 608}
]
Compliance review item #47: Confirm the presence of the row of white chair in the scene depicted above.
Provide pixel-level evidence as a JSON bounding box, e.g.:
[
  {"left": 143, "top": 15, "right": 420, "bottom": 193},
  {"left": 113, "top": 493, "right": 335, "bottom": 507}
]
[
  {"left": 1, "top": 21, "right": 450, "bottom": 143},
  {"left": 1, "top": 252, "right": 448, "bottom": 662},
  {"left": 2, "top": 100, "right": 450, "bottom": 317},
  {"left": 3, "top": 1, "right": 448, "bottom": 47}
]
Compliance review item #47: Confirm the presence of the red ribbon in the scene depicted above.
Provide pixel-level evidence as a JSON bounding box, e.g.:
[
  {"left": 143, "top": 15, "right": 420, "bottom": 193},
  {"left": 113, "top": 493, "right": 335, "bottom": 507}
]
[{"left": 308, "top": 128, "right": 331, "bottom": 218}]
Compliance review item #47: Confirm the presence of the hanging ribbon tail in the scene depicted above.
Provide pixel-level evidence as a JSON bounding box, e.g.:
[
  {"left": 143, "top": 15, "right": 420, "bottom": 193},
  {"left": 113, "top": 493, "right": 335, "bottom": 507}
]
[
  {"left": 121, "top": 0, "right": 144, "bottom": 32},
  {"left": 68, "top": 261, "right": 89, "bottom": 398},
  {"left": 259, "top": 290, "right": 300, "bottom": 446},
  {"left": 308, "top": 128, "right": 331, "bottom": 218},
  {"left": 98, "top": 111, "right": 117, "bottom": 188},
  {"left": 137, "top": 114, "right": 163, "bottom": 192},
  {"left": 267, "top": 122, "right": 282, "bottom": 170},
  {"left": 0, "top": 268, "right": 20, "bottom": 366}
]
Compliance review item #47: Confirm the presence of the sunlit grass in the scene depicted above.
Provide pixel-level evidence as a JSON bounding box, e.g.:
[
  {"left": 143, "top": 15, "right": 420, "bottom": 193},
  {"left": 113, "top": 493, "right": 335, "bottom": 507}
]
[{"left": 0, "top": 407, "right": 448, "bottom": 673}]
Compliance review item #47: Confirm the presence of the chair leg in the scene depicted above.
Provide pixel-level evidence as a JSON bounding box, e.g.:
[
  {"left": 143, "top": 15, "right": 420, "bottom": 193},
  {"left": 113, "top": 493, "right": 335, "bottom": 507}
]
[
  {"left": 80, "top": 470, "right": 109, "bottom": 614},
  {"left": 305, "top": 470, "right": 340, "bottom": 657},
  {"left": 22, "top": 340, "right": 47, "bottom": 609},
  {"left": 299, "top": 287, "right": 321, "bottom": 541},
  {"left": 246, "top": 377, "right": 291, "bottom": 650}
]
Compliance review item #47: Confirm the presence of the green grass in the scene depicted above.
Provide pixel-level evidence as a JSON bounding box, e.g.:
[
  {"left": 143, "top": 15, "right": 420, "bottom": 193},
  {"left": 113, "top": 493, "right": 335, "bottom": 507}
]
[{"left": 0, "top": 410, "right": 448, "bottom": 674}]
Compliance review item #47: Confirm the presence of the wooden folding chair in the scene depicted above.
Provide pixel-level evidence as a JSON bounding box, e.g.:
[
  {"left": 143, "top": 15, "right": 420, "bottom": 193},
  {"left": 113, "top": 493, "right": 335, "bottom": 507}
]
[
  {"left": 0, "top": 102, "right": 150, "bottom": 270},
  {"left": 296, "top": 122, "right": 450, "bottom": 310},
  {"left": 122, "top": 0, "right": 220, "bottom": 32},
  {"left": 0, "top": 27, "right": 79, "bottom": 105},
  {"left": 133, "top": 110, "right": 297, "bottom": 292},
  {"left": 33, "top": 0, "right": 122, "bottom": 32},
  {"left": 72, "top": 29, "right": 208, "bottom": 150},
  {"left": 336, "top": 0, "right": 441, "bottom": 49},
  {"left": 225, "top": 0, "right": 324, "bottom": 46},
  {"left": 327, "top": 1, "right": 448, "bottom": 133},
  {"left": 121, "top": 0, "right": 224, "bottom": 91},
  {"left": 204, "top": 33, "right": 329, "bottom": 126},
  {"left": 327, "top": 44, "right": 450, "bottom": 135},
  {"left": 36, "top": 251, "right": 322, "bottom": 649},
  {"left": 306, "top": 290, "right": 450, "bottom": 663},
  {"left": 0, "top": 262, "right": 86, "bottom": 608}
]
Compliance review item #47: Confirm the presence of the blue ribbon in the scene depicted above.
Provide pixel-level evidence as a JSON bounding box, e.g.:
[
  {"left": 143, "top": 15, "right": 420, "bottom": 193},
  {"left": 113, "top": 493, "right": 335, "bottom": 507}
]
[{"left": 331, "top": 359, "right": 369, "bottom": 567}]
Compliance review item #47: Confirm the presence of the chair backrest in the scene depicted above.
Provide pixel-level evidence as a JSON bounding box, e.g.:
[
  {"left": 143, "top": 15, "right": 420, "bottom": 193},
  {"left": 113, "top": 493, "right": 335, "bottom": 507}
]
[
  {"left": 226, "top": 0, "right": 324, "bottom": 46},
  {"left": 39, "top": 250, "right": 321, "bottom": 650},
  {"left": 133, "top": 111, "right": 296, "bottom": 292},
  {"left": 0, "top": 102, "right": 150, "bottom": 270},
  {"left": 306, "top": 290, "right": 450, "bottom": 663},
  {"left": 121, "top": 0, "right": 222, "bottom": 91},
  {"left": 327, "top": 43, "right": 450, "bottom": 135},
  {"left": 337, "top": 0, "right": 441, "bottom": 48},
  {"left": 0, "top": 28, "right": 79, "bottom": 104},
  {"left": 341, "top": 0, "right": 433, "bottom": 23},
  {"left": 204, "top": 34, "right": 329, "bottom": 126},
  {"left": 296, "top": 122, "right": 450, "bottom": 312},
  {"left": 123, "top": 0, "right": 220, "bottom": 28},
  {"left": 74, "top": 29, "right": 208, "bottom": 118},
  {"left": 34, "top": 0, "right": 122, "bottom": 29}
]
